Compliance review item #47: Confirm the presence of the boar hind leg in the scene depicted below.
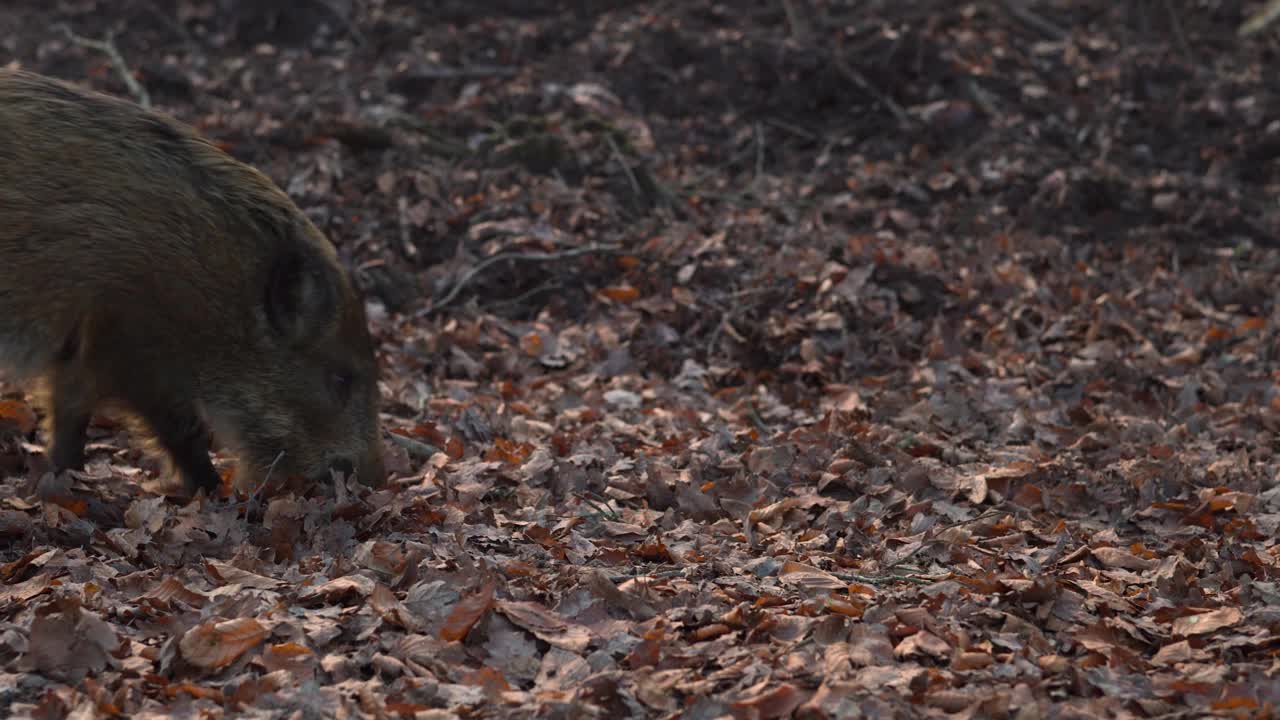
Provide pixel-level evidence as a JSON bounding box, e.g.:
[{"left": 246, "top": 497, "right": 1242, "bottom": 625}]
[{"left": 137, "top": 404, "right": 222, "bottom": 497}]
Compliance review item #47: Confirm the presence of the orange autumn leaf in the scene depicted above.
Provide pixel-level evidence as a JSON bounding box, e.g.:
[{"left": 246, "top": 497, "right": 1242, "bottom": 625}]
[
  {"left": 484, "top": 437, "right": 532, "bottom": 465},
  {"left": 440, "top": 581, "right": 496, "bottom": 642},
  {"left": 179, "top": 618, "right": 269, "bottom": 670},
  {"left": 520, "top": 332, "right": 544, "bottom": 356},
  {"left": 691, "top": 623, "right": 732, "bottom": 641},
  {"left": 1239, "top": 316, "right": 1266, "bottom": 333},
  {"left": 522, "top": 524, "right": 560, "bottom": 548},
  {"left": 625, "top": 635, "right": 661, "bottom": 668},
  {"left": 1204, "top": 325, "right": 1232, "bottom": 342},
  {"left": 405, "top": 422, "right": 447, "bottom": 445},
  {"left": 1212, "top": 697, "right": 1260, "bottom": 711},
  {"left": 827, "top": 598, "right": 865, "bottom": 618},
  {"left": 0, "top": 399, "right": 36, "bottom": 434},
  {"left": 44, "top": 494, "right": 89, "bottom": 517},
  {"left": 633, "top": 541, "right": 673, "bottom": 562},
  {"left": 143, "top": 577, "right": 208, "bottom": 609},
  {"left": 598, "top": 285, "right": 640, "bottom": 302},
  {"left": 463, "top": 666, "right": 511, "bottom": 699},
  {"left": 731, "top": 683, "right": 804, "bottom": 720},
  {"left": 164, "top": 682, "right": 224, "bottom": 701},
  {"left": 259, "top": 641, "right": 316, "bottom": 675},
  {"left": 266, "top": 642, "right": 312, "bottom": 659}
]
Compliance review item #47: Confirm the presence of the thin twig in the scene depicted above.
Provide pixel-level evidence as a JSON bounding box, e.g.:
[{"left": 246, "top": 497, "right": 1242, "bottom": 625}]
[
  {"left": 764, "top": 117, "right": 818, "bottom": 141},
  {"left": 317, "top": 0, "right": 366, "bottom": 46},
  {"left": 143, "top": 1, "right": 200, "bottom": 53},
  {"left": 780, "top": 0, "right": 814, "bottom": 45},
  {"left": 834, "top": 570, "right": 934, "bottom": 586},
  {"left": 753, "top": 122, "right": 766, "bottom": 186},
  {"left": 222, "top": 450, "right": 286, "bottom": 515},
  {"left": 486, "top": 281, "right": 565, "bottom": 314},
  {"left": 1163, "top": 0, "right": 1194, "bottom": 63},
  {"left": 398, "top": 65, "right": 519, "bottom": 80},
  {"left": 830, "top": 46, "right": 913, "bottom": 129},
  {"left": 396, "top": 196, "right": 417, "bottom": 261},
  {"left": 1240, "top": 0, "right": 1280, "bottom": 36},
  {"left": 605, "top": 133, "right": 644, "bottom": 199},
  {"left": 995, "top": 0, "right": 1069, "bottom": 41},
  {"left": 422, "top": 245, "right": 624, "bottom": 315},
  {"left": 56, "top": 25, "right": 151, "bottom": 108}
]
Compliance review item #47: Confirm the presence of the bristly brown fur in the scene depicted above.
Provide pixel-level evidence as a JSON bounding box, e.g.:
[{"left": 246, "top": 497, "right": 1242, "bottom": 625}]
[{"left": 0, "top": 69, "right": 385, "bottom": 497}]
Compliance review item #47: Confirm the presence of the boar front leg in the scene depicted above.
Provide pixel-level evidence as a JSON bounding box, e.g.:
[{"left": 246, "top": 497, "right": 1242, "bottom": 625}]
[
  {"left": 47, "top": 389, "right": 90, "bottom": 473},
  {"left": 44, "top": 358, "right": 92, "bottom": 474},
  {"left": 136, "top": 403, "right": 222, "bottom": 497}
]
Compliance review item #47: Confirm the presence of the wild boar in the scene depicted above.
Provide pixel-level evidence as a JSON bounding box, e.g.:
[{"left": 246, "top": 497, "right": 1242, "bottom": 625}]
[{"left": 0, "top": 68, "right": 385, "bottom": 498}]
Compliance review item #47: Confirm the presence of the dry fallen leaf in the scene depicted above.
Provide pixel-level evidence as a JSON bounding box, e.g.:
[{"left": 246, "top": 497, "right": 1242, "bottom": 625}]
[
  {"left": 440, "top": 581, "right": 496, "bottom": 642},
  {"left": 22, "top": 597, "right": 121, "bottom": 681},
  {"left": 298, "top": 574, "right": 377, "bottom": 604},
  {"left": 0, "top": 399, "right": 37, "bottom": 434},
  {"left": 179, "top": 618, "right": 270, "bottom": 671},
  {"left": 370, "top": 582, "right": 425, "bottom": 632},
  {"left": 1171, "top": 607, "right": 1243, "bottom": 637},
  {"left": 205, "top": 561, "right": 282, "bottom": 590},
  {"left": 778, "top": 561, "right": 846, "bottom": 591}
]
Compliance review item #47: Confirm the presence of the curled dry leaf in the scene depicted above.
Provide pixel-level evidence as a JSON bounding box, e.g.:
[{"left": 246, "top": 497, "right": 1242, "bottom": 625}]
[
  {"left": 1171, "top": 607, "right": 1243, "bottom": 637},
  {"left": 462, "top": 666, "right": 512, "bottom": 701},
  {"left": 298, "top": 574, "right": 377, "bottom": 605},
  {"left": 730, "top": 682, "right": 805, "bottom": 720},
  {"left": 22, "top": 597, "right": 122, "bottom": 681},
  {"left": 496, "top": 600, "right": 593, "bottom": 652},
  {"left": 779, "top": 561, "right": 846, "bottom": 592},
  {"left": 441, "top": 581, "right": 497, "bottom": 642},
  {"left": 894, "top": 631, "right": 951, "bottom": 661},
  {"left": 123, "top": 496, "right": 168, "bottom": 534},
  {"left": 370, "top": 582, "right": 425, "bottom": 632},
  {"left": 584, "top": 569, "right": 656, "bottom": 620},
  {"left": 140, "top": 577, "right": 209, "bottom": 610},
  {"left": 1091, "top": 546, "right": 1159, "bottom": 571},
  {"left": 0, "top": 571, "right": 53, "bottom": 606},
  {"left": 179, "top": 618, "right": 270, "bottom": 671},
  {"left": 205, "top": 560, "right": 282, "bottom": 590},
  {"left": 258, "top": 641, "right": 317, "bottom": 678},
  {"left": 354, "top": 540, "right": 411, "bottom": 582}
]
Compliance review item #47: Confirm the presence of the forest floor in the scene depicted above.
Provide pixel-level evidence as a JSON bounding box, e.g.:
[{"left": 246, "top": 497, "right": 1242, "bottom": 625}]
[{"left": 3, "top": 1, "right": 1280, "bottom": 718}]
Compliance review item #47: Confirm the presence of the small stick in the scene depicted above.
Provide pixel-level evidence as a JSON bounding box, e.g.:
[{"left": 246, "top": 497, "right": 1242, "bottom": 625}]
[
  {"left": 995, "top": 0, "right": 1068, "bottom": 41},
  {"left": 830, "top": 49, "right": 912, "bottom": 129},
  {"left": 753, "top": 122, "right": 766, "bottom": 185},
  {"left": 605, "top": 133, "right": 643, "bottom": 199},
  {"left": 1240, "top": 0, "right": 1280, "bottom": 36},
  {"left": 56, "top": 25, "right": 152, "bottom": 108},
  {"left": 422, "top": 245, "right": 624, "bottom": 314}
]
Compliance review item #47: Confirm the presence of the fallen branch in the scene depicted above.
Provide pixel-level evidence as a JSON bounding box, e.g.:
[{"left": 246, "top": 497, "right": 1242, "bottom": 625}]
[
  {"left": 56, "top": 24, "right": 151, "bottom": 108},
  {"left": 422, "top": 244, "right": 624, "bottom": 315}
]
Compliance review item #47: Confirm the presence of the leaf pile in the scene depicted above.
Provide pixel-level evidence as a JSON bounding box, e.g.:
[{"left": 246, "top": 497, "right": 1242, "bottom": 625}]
[{"left": 4, "top": 0, "right": 1280, "bottom": 717}]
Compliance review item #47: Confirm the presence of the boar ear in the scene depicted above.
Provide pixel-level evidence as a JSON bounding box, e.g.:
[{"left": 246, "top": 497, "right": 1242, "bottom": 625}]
[{"left": 264, "top": 250, "right": 337, "bottom": 344}]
